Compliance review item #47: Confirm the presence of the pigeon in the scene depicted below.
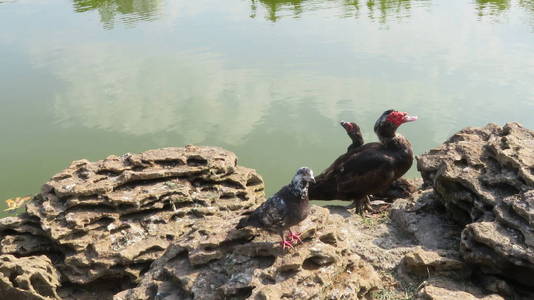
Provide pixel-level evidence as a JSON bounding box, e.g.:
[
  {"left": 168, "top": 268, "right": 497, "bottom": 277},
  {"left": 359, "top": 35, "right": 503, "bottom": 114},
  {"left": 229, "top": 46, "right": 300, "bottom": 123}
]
[{"left": 236, "top": 167, "right": 315, "bottom": 249}]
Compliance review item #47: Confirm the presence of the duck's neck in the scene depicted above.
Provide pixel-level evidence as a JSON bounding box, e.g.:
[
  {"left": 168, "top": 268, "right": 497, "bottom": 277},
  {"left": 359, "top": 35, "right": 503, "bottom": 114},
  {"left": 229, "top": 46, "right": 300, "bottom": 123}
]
[
  {"left": 348, "top": 133, "right": 364, "bottom": 149},
  {"left": 380, "top": 133, "right": 414, "bottom": 177},
  {"left": 379, "top": 133, "right": 412, "bottom": 151}
]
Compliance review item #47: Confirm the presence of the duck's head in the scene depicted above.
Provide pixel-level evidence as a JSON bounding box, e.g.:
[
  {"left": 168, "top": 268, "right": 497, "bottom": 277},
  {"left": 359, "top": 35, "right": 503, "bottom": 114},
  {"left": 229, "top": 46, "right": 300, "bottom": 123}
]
[
  {"left": 340, "top": 121, "right": 360, "bottom": 134},
  {"left": 374, "top": 109, "right": 417, "bottom": 139}
]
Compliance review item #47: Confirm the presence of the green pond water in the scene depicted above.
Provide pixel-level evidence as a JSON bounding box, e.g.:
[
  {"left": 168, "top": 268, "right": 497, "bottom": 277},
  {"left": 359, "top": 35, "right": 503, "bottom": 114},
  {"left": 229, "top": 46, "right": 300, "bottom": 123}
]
[{"left": 1, "top": 0, "right": 533, "bottom": 216}]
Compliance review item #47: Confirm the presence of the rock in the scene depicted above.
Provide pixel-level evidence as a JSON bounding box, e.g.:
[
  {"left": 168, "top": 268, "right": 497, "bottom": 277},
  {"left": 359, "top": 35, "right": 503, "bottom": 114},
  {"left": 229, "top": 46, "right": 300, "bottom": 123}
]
[
  {"left": 0, "top": 214, "right": 45, "bottom": 236},
  {"left": 417, "top": 123, "right": 534, "bottom": 295},
  {"left": 21, "top": 146, "right": 264, "bottom": 287},
  {"left": 417, "top": 123, "right": 533, "bottom": 224},
  {"left": 0, "top": 254, "right": 61, "bottom": 300},
  {"left": 387, "top": 192, "right": 474, "bottom": 296},
  {"left": 0, "top": 145, "right": 382, "bottom": 299},
  {"left": 390, "top": 189, "right": 461, "bottom": 251},
  {"left": 416, "top": 277, "right": 504, "bottom": 300},
  {"left": 114, "top": 206, "right": 381, "bottom": 300},
  {"left": 388, "top": 187, "right": 521, "bottom": 299},
  {"left": 0, "top": 214, "right": 53, "bottom": 256},
  {"left": 460, "top": 221, "right": 534, "bottom": 287},
  {"left": 474, "top": 274, "right": 519, "bottom": 299},
  {"left": 401, "top": 247, "right": 465, "bottom": 279}
]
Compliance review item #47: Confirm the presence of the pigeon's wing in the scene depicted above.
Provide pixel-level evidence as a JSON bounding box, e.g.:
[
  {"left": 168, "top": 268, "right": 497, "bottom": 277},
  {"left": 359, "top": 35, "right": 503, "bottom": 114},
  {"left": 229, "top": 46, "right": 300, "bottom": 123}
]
[{"left": 254, "top": 194, "right": 288, "bottom": 230}]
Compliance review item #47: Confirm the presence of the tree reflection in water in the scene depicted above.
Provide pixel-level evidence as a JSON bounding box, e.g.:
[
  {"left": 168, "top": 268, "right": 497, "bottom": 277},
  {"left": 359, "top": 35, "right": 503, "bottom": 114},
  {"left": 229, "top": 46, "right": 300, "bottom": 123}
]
[
  {"left": 474, "top": 0, "right": 510, "bottom": 17},
  {"left": 73, "top": 0, "right": 162, "bottom": 29},
  {"left": 71, "top": 0, "right": 534, "bottom": 27},
  {"left": 250, "top": 0, "right": 429, "bottom": 23}
]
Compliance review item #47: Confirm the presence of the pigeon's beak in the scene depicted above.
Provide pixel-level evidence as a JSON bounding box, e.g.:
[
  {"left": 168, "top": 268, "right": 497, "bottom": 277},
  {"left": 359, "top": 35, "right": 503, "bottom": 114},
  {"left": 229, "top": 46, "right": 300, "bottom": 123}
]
[{"left": 307, "top": 176, "right": 316, "bottom": 184}]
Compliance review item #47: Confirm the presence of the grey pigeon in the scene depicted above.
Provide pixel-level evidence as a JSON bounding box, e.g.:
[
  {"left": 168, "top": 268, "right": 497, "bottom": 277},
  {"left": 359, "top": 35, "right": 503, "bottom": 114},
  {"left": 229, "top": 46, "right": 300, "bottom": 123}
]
[{"left": 236, "top": 167, "right": 315, "bottom": 249}]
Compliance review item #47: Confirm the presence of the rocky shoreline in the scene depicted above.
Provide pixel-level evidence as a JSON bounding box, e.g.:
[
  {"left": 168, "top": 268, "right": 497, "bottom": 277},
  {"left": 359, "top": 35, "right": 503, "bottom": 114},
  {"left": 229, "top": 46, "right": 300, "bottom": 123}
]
[{"left": 1, "top": 123, "right": 532, "bottom": 299}]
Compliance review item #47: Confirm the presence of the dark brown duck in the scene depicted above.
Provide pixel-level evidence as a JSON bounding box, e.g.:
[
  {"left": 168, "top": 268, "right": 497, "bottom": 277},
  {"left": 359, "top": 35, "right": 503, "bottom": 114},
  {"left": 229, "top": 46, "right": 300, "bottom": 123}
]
[{"left": 309, "top": 110, "right": 417, "bottom": 213}]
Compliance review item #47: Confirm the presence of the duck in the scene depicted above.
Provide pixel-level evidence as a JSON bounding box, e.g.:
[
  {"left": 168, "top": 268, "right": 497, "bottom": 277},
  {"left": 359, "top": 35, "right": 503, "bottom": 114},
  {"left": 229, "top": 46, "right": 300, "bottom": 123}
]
[
  {"left": 340, "top": 119, "right": 416, "bottom": 201},
  {"left": 309, "top": 109, "right": 417, "bottom": 213}
]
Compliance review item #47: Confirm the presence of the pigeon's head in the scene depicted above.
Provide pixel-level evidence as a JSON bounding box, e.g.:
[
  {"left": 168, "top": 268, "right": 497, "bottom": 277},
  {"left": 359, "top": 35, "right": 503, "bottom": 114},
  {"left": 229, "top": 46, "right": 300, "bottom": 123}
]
[
  {"left": 290, "top": 167, "right": 315, "bottom": 195},
  {"left": 374, "top": 109, "right": 417, "bottom": 139}
]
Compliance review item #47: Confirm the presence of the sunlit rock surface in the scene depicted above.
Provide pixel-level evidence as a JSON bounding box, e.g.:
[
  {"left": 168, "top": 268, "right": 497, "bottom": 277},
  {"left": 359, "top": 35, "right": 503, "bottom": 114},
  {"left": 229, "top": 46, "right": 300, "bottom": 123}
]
[
  {"left": 0, "top": 145, "right": 382, "bottom": 299},
  {"left": 417, "top": 122, "right": 534, "bottom": 296},
  {"left": 0, "top": 146, "right": 265, "bottom": 298},
  {"left": 25, "top": 146, "right": 264, "bottom": 285},
  {"left": 415, "top": 277, "right": 505, "bottom": 300},
  {"left": 0, "top": 254, "right": 61, "bottom": 300},
  {"left": 114, "top": 206, "right": 381, "bottom": 300}
]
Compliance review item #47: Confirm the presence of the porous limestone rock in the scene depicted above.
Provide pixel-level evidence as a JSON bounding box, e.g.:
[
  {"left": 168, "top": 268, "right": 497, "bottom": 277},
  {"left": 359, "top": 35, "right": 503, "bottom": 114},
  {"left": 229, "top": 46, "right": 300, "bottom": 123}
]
[
  {"left": 2, "top": 146, "right": 382, "bottom": 299},
  {"left": 114, "top": 206, "right": 381, "bottom": 300},
  {"left": 388, "top": 188, "right": 516, "bottom": 299},
  {"left": 0, "top": 214, "right": 52, "bottom": 256},
  {"left": 418, "top": 123, "right": 533, "bottom": 223},
  {"left": 417, "top": 123, "right": 534, "bottom": 294},
  {"left": 0, "top": 254, "right": 61, "bottom": 300},
  {"left": 401, "top": 247, "right": 464, "bottom": 278},
  {"left": 416, "top": 277, "right": 504, "bottom": 300},
  {"left": 22, "top": 146, "right": 264, "bottom": 286}
]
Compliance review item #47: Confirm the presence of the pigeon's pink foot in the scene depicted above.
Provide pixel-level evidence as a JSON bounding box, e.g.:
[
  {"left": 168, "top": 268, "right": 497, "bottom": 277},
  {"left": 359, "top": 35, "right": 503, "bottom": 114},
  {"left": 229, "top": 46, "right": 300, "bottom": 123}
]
[
  {"left": 287, "top": 232, "right": 302, "bottom": 244},
  {"left": 279, "top": 239, "right": 294, "bottom": 250}
]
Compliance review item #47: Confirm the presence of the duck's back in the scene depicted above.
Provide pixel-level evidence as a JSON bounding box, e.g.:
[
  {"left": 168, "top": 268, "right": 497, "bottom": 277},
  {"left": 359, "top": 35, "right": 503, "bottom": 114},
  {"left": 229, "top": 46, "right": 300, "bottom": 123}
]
[{"left": 309, "top": 142, "right": 386, "bottom": 200}]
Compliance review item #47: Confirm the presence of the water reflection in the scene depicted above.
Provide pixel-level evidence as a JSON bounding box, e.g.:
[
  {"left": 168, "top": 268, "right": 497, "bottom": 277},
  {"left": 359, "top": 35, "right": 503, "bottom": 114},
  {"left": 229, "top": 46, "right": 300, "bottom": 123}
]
[
  {"left": 474, "top": 0, "right": 534, "bottom": 25},
  {"left": 249, "top": 0, "right": 429, "bottom": 22},
  {"left": 517, "top": 0, "right": 534, "bottom": 25},
  {"left": 250, "top": 0, "right": 304, "bottom": 22},
  {"left": 68, "top": 0, "right": 534, "bottom": 26},
  {"left": 44, "top": 41, "right": 443, "bottom": 193},
  {"left": 51, "top": 48, "right": 272, "bottom": 145},
  {"left": 72, "top": 0, "right": 162, "bottom": 29},
  {"left": 249, "top": 0, "right": 534, "bottom": 24},
  {"left": 366, "top": 0, "right": 418, "bottom": 23},
  {"left": 474, "top": 0, "right": 510, "bottom": 16}
]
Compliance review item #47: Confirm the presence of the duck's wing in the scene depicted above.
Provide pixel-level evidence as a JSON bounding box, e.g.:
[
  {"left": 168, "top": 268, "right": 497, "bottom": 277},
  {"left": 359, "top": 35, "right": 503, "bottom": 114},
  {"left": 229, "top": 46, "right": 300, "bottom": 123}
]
[
  {"left": 319, "top": 143, "right": 382, "bottom": 177},
  {"left": 335, "top": 151, "right": 396, "bottom": 195}
]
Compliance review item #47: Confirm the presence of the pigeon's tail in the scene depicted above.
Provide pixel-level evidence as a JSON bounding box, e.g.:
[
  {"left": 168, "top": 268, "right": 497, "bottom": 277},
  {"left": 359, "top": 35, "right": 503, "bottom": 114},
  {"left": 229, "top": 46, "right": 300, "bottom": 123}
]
[{"left": 236, "top": 213, "right": 261, "bottom": 229}]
